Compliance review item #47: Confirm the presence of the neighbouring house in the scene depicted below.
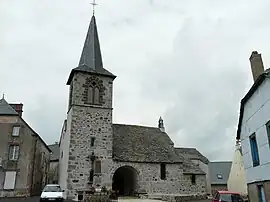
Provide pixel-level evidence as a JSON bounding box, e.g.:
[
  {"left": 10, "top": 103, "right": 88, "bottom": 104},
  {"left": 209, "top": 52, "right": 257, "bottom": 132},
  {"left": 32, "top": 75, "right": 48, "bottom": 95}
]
[
  {"left": 0, "top": 98, "right": 51, "bottom": 197},
  {"left": 236, "top": 51, "right": 270, "bottom": 202},
  {"left": 48, "top": 143, "right": 60, "bottom": 184},
  {"left": 209, "top": 161, "right": 232, "bottom": 195},
  {"left": 175, "top": 148, "right": 211, "bottom": 195},
  {"left": 227, "top": 140, "right": 248, "bottom": 197},
  {"left": 58, "top": 13, "right": 207, "bottom": 201}
]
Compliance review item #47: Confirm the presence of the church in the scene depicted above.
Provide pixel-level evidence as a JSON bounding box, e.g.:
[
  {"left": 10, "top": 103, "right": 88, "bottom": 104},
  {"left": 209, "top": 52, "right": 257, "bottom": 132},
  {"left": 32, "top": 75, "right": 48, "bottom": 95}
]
[{"left": 58, "top": 13, "right": 207, "bottom": 200}]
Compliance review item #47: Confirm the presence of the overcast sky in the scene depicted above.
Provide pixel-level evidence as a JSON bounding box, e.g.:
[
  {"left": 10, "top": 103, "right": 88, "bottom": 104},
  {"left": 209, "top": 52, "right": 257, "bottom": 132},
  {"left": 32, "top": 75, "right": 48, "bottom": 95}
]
[{"left": 1, "top": 0, "right": 270, "bottom": 161}]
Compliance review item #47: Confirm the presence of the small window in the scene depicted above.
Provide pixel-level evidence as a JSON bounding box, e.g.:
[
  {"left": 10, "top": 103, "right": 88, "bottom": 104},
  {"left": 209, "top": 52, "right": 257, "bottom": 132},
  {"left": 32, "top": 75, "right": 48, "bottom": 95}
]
[
  {"left": 91, "top": 137, "right": 95, "bottom": 147},
  {"left": 61, "top": 151, "right": 63, "bottom": 158},
  {"left": 69, "top": 82, "right": 73, "bottom": 108},
  {"left": 89, "top": 169, "right": 94, "bottom": 183},
  {"left": 160, "top": 163, "right": 166, "bottom": 180},
  {"left": 191, "top": 174, "right": 196, "bottom": 184},
  {"left": 266, "top": 121, "right": 270, "bottom": 148},
  {"left": 217, "top": 174, "right": 223, "bottom": 179},
  {"left": 9, "top": 145, "right": 20, "bottom": 161},
  {"left": 258, "top": 184, "right": 265, "bottom": 202},
  {"left": 250, "top": 133, "right": 260, "bottom": 167},
  {"left": 12, "top": 126, "right": 20, "bottom": 137},
  {"left": 94, "top": 160, "right": 101, "bottom": 174}
]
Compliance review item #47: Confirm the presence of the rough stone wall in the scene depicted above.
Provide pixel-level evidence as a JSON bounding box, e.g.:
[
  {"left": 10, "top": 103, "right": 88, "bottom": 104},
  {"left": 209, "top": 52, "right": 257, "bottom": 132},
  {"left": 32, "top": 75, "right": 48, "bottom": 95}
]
[
  {"left": 66, "top": 73, "right": 114, "bottom": 199},
  {"left": 110, "top": 161, "right": 206, "bottom": 195}
]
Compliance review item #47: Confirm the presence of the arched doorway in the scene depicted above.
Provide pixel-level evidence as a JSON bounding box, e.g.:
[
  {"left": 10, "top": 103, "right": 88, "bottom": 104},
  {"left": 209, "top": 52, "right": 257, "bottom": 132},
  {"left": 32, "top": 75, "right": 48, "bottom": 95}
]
[{"left": 112, "top": 166, "right": 138, "bottom": 196}]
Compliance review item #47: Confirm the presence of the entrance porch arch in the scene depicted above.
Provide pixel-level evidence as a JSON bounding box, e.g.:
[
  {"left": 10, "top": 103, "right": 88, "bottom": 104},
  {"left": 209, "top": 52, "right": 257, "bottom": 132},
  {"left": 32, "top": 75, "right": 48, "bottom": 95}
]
[{"left": 112, "top": 165, "right": 138, "bottom": 196}]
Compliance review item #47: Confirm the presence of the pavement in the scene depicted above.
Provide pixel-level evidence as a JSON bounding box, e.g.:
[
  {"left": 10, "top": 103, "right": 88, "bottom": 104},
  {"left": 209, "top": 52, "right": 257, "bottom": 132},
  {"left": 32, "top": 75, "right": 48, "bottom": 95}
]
[{"left": 0, "top": 197, "right": 211, "bottom": 202}]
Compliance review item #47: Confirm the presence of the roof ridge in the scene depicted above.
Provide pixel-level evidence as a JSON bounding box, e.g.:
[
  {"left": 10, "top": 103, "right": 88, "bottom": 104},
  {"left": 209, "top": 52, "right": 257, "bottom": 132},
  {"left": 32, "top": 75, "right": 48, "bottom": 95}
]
[{"left": 113, "top": 123, "right": 159, "bottom": 129}]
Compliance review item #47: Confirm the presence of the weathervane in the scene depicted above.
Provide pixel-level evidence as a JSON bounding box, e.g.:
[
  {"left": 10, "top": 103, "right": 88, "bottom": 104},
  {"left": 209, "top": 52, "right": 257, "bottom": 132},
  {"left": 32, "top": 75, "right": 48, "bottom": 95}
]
[{"left": 90, "top": 0, "right": 98, "bottom": 15}]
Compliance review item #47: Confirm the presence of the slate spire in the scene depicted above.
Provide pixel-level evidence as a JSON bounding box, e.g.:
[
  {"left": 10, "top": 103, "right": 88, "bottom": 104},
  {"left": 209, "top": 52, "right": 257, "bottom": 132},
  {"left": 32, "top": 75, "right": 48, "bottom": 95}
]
[
  {"left": 67, "top": 14, "right": 116, "bottom": 85},
  {"left": 78, "top": 15, "right": 103, "bottom": 70}
]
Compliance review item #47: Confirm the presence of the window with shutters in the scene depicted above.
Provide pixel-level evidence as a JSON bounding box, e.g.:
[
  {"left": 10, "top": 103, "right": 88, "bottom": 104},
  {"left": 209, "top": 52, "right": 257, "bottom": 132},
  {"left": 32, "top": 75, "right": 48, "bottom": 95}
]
[
  {"left": 8, "top": 145, "right": 20, "bottom": 161},
  {"left": 12, "top": 126, "right": 20, "bottom": 137},
  {"left": 94, "top": 160, "right": 101, "bottom": 174}
]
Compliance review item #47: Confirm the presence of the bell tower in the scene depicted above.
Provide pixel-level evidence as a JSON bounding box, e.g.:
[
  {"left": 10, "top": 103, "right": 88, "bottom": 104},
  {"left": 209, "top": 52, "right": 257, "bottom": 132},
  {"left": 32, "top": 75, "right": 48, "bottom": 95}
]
[{"left": 64, "top": 13, "right": 116, "bottom": 199}]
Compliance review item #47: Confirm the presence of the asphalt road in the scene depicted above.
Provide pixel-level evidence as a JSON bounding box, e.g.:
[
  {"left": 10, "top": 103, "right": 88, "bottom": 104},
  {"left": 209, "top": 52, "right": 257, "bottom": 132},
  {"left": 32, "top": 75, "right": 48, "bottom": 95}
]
[{"left": 0, "top": 197, "right": 211, "bottom": 202}]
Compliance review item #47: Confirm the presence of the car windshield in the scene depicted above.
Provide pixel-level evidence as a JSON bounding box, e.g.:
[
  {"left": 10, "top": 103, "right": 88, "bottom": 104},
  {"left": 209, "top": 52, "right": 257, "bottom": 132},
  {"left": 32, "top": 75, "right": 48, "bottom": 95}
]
[
  {"left": 43, "top": 185, "right": 62, "bottom": 192},
  {"left": 220, "top": 193, "right": 243, "bottom": 202}
]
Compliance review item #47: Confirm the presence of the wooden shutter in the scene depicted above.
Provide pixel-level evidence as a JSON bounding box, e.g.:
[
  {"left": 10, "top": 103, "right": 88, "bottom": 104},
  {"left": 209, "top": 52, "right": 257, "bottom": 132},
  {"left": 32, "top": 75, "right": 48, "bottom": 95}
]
[{"left": 4, "top": 171, "right": 16, "bottom": 189}]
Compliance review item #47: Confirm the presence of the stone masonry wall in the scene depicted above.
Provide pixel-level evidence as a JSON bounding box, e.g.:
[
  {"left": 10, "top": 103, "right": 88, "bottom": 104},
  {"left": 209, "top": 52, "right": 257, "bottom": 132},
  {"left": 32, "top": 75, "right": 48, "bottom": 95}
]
[
  {"left": 66, "top": 73, "right": 114, "bottom": 199},
  {"left": 110, "top": 161, "right": 206, "bottom": 195}
]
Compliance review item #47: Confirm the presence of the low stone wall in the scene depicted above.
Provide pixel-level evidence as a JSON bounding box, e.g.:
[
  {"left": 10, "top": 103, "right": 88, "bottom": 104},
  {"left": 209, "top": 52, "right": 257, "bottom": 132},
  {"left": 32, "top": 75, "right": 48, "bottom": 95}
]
[
  {"left": 0, "top": 189, "right": 31, "bottom": 198},
  {"left": 84, "top": 195, "right": 111, "bottom": 202},
  {"left": 144, "top": 193, "right": 207, "bottom": 202}
]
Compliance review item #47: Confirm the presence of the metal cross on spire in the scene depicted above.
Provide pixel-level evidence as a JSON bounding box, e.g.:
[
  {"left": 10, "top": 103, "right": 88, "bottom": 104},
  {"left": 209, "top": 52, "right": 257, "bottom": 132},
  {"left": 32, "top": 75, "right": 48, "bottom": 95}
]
[{"left": 90, "top": 0, "right": 98, "bottom": 15}]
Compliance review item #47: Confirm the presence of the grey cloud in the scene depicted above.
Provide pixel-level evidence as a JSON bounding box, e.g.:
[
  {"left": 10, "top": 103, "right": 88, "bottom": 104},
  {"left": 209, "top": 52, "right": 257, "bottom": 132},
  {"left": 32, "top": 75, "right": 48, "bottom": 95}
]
[{"left": 1, "top": 0, "right": 270, "bottom": 160}]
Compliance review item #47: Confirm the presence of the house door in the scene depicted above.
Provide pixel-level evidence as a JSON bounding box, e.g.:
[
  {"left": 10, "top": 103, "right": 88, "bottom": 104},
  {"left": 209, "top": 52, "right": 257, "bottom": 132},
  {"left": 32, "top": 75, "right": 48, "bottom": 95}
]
[{"left": 258, "top": 185, "right": 266, "bottom": 202}]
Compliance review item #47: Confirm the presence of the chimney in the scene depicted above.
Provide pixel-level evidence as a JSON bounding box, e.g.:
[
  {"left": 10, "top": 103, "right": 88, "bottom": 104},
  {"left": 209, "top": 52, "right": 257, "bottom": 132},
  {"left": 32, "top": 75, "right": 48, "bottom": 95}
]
[
  {"left": 10, "top": 103, "right": 23, "bottom": 117},
  {"left": 250, "top": 51, "right": 265, "bottom": 82},
  {"left": 158, "top": 117, "right": 165, "bottom": 132}
]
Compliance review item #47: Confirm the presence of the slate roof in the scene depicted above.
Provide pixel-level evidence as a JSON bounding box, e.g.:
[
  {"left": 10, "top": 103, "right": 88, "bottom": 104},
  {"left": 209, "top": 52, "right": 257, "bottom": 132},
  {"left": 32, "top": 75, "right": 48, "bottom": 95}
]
[
  {"left": 209, "top": 161, "right": 232, "bottom": 185},
  {"left": 67, "top": 15, "right": 116, "bottom": 85},
  {"left": 112, "top": 124, "right": 182, "bottom": 163},
  {"left": 236, "top": 68, "right": 270, "bottom": 140},
  {"left": 0, "top": 98, "right": 18, "bottom": 116},
  {"left": 48, "top": 143, "right": 60, "bottom": 162},
  {"left": 174, "top": 147, "right": 209, "bottom": 164}
]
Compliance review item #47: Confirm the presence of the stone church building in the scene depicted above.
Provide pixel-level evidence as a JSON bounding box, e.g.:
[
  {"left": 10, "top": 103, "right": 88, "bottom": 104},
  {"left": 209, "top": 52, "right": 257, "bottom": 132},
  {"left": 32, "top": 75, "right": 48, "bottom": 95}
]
[{"left": 58, "top": 14, "right": 207, "bottom": 200}]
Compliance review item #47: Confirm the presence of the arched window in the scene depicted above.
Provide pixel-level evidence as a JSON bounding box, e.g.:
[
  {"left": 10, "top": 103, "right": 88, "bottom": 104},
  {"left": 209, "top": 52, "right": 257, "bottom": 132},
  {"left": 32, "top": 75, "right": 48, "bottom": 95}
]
[
  {"left": 87, "top": 84, "right": 100, "bottom": 105},
  {"left": 87, "top": 86, "right": 93, "bottom": 103},
  {"left": 94, "top": 87, "right": 100, "bottom": 104}
]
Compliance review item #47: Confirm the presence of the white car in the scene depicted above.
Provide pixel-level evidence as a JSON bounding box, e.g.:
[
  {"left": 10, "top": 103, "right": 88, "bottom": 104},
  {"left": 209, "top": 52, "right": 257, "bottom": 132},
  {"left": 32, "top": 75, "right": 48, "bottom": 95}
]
[{"left": 40, "top": 184, "right": 65, "bottom": 202}]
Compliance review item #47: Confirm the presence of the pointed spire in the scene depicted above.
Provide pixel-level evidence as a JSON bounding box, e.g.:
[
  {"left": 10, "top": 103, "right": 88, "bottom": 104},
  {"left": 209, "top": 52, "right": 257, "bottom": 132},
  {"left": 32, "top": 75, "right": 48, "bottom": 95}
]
[
  {"left": 158, "top": 117, "right": 165, "bottom": 132},
  {"left": 67, "top": 14, "right": 116, "bottom": 85},
  {"left": 78, "top": 15, "right": 102, "bottom": 70}
]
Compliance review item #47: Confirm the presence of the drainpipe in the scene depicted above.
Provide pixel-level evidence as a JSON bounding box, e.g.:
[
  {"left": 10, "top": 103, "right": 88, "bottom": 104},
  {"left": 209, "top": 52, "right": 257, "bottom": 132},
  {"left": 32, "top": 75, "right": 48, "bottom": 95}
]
[{"left": 30, "top": 136, "right": 37, "bottom": 196}]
